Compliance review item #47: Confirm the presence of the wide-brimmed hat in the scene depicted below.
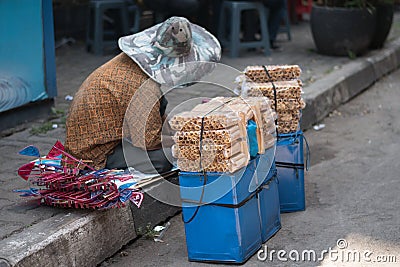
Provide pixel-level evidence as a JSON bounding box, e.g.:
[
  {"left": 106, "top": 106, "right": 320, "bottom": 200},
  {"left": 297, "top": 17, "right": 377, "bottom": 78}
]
[{"left": 118, "top": 16, "right": 221, "bottom": 86}]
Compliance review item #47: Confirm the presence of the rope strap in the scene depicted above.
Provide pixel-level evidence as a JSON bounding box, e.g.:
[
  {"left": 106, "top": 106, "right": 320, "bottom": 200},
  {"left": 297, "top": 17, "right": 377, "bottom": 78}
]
[
  {"left": 181, "top": 175, "right": 277, "bottom": 213},
  {"left": 275, "top": 161, "right": 304, "bottom": 169}
]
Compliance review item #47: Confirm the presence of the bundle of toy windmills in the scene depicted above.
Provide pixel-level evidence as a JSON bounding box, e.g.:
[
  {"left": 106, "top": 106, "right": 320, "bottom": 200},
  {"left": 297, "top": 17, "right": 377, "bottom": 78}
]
[{"left": 14, "top": 141, "right": 145, "bottom": 210}]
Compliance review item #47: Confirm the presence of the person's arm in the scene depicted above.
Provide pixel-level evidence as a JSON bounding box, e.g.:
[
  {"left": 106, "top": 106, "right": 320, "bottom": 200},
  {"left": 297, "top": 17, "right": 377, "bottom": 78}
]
[{"left": 124, "top": 79, "right": 164, "bottom": 150}]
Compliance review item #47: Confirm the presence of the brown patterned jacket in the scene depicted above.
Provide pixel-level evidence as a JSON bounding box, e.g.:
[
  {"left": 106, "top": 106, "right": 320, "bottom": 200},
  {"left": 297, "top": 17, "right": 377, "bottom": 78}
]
[{"left": 65, "top": 53, "right": 163, "bottom": 169}]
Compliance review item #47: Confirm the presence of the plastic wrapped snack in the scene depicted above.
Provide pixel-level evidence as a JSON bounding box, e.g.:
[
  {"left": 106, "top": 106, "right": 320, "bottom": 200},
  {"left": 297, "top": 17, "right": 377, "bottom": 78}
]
[
  {"left": 270, "top": 98, "right": 306, "bottom": 111},
  {"left": 173, "top": 126, "right": 244, "bottom": 146},
  {"left": 177, "top": 152, "right": 249, "bottom": 173},
  {"left": 172, "top": 141, "right": 248, "bottom": 161},
  {"left": 169, "top": 111, "right": 240, "bottom": 132},
  {"left": 246, "top": 80, "right": 303, "bottom": 99},
  {"left": 244, "top": 65, "right": 301, "bottom": 82},
  {"left": 277, "top": 120, "right": 300, "bottom": 134},
  {"left": 237, "top": 64, "right": 305, "bottom": 134},
  {"left": 169, "top": 96, "right": 277, "bottom": 172}
]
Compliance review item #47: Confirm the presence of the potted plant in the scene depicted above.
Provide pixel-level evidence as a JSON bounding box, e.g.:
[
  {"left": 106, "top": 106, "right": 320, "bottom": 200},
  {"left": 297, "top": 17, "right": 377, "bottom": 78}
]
[
  {"left": 369, "top": 0, "right": 394, "bottom": 49},
  {"left": 310, "top": 0, "right": 377, "bottom": 56}
]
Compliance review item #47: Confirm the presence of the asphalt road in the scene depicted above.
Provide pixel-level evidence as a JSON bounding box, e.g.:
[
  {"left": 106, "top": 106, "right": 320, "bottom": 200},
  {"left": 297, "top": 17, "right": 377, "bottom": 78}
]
[{"left": 100, "top": 68, "right": 400, "bottom": 267}]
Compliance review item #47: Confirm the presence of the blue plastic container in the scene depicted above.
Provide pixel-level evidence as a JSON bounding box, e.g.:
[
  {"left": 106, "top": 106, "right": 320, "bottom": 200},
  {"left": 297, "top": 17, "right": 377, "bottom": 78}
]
[
  {"left": 257, "top": 169, "right": 281, "bottom": 242},
  {"left": 276, "top": 131, "right": 306, "bottom": 212},
  {"left": 180, "top": 151, "right": 274, "bottom": 206},
  {"left": 181, "top": 194, "right": 262, "bottom": 263},
  {"left": 179, "top": 153, "right": 275, "bottom": 263}
]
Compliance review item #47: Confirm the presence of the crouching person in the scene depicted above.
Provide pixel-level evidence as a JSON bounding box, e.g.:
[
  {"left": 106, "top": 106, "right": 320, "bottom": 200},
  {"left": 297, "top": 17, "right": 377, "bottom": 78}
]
[{"left": 65, "top": 17, "right": 221, "bottom": 174}]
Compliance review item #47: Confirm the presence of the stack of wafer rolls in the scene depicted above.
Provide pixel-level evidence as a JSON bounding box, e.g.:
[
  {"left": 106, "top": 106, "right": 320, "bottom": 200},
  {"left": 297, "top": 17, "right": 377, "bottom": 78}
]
[
  {"left": 238, "top": 65, "right": 305, "bottom": 134},
  {"left": 169, "top": 101, "right": 250, "bottom": 172},
  {"left": 169, "top": 97, "right": 276, "bottom": 173},
  {"left": 207, "top": 97, "right": 277, "bottom": 151}
]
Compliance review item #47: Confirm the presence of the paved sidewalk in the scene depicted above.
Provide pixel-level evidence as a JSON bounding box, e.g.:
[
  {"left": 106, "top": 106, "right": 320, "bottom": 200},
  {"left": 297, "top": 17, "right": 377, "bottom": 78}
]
[
  {"left": 101, "top": 67, "right": 400, "bottom": 267},
  {"left": 1, "top": 14, "right": 400, "bottom": 266}
]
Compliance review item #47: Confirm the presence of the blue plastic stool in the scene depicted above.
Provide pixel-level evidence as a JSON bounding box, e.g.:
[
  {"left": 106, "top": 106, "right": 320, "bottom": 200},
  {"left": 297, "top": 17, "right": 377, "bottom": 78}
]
[
  {"left": 86, "top": 0, "right": 130, "bottom": 55},
  {"left": 279, "top": 0, "right": 292, "bottom": 41},
  {"left": 218, "top": 1, "right": 271, "bottom": 58}
]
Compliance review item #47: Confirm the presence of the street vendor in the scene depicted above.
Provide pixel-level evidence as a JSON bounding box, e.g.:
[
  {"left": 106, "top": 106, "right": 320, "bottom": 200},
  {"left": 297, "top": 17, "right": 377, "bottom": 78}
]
[{"left": 65, "top": 17, "right": 221, "bottom": 174}]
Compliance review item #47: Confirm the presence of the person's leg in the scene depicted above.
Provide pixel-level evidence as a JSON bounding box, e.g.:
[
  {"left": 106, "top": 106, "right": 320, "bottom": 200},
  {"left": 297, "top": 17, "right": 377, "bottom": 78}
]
[
  {"left": 106, "top": 142, "right": 173, "bottom": 174},
  {"left": 210, "top": 0, "right": 223, "bottom": 36},
  {"left": 105, "top": 143, "right": 127, "bottom": 170},
  {"left": 194, "top": 0, "right": 211, "bottom": 29},
  {"left": 146, "top": 148, "right": 173, "bottom": 174},
  {"left": 243, "top": 10, "right": 259, "bottom": 42},
  {"left": 263, "top": 0, "right": 285, "bottom": 48}
]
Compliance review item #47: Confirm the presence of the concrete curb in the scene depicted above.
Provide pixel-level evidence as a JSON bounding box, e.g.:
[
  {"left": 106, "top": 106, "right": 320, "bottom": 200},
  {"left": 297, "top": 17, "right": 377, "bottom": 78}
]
[
  {"left": 0, "top": 180, "right": 180, "bottom": 267},
  {"left": 302, "top": 37, "right": 400, "bottom": 129},
  {"left": 0, "top": 207, "right": 136, "bottom": 267},
  {"left": 2, "top": 37, "right": 400, "bottom": 267}
]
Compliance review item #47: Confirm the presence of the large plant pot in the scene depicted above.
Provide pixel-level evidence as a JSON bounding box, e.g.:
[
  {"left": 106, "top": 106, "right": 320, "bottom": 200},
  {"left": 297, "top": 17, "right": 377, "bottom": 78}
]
[
  {"left": 310, "top": 5, "right": 376, "bottom": 56},
  {"left": 369, "top": 4, "right": 394, "bottom": 49}
]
